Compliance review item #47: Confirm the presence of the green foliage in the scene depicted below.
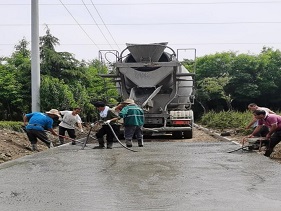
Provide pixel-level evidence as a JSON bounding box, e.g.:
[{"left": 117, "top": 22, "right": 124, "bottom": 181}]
[
  {"left": 0, "top": 65, "right": 23, "bottom": 119},
  {"left": 257, "top": 48, "right": 281, "bottom": 103},
  {"left": 198, "top": 110, "right": 281, "bottom": 135},
  {"left": 195, "top": 52, "right": 236, "bottom": 111},
  {"left": 195, "top": 52, "right": 236, "bottom": 79},
  {"left": 194, "top": 48, "right": 281, "bottom": 111},
  {"left": 85, "top": 61, "right": 119, "bottom": 104},
  {"left": 0, "top": 121, "right": 23, "bottom": 132},
  {"left": 40, "top": 26, "right": 59, "bottom": 51},
  {"left": 2, "top": 38, "right": 32, "bottom": 116},
  {"left": 40, "top": 75, "right": 75, "bottom": 111},
  {"left": 38, "top": 29, "right": 119, "bottom": 121},
  {"left": 199, "top": 110, "right": 252, "bottom": 133}
]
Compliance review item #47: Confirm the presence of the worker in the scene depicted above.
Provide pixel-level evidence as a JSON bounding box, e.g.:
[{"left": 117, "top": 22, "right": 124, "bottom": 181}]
[
  {"left": 119, "top": 99, "right": 144, "bottom": 147},
  {"left": 23, "top": 109, "right": 60, "bottom": 151},
  {"left": 246, "top": 103, "right": 275, "bottom": 137},
  {"left": 249, "top": 109, "right": 281, "bottom": 157},
  {"left": 93, "top": 101, "right": 120, "bottom": 149},
  {"left": 58, "top": 107, "right": 83, "bottom": 145}
]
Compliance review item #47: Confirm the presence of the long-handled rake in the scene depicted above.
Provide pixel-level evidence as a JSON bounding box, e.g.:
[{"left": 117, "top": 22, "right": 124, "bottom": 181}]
[
  {"left": 49, "top": 131, "right": 91, "bottom": 148},
  {"left": 81, "top": 122, "right": 96, "bottom": 150}
]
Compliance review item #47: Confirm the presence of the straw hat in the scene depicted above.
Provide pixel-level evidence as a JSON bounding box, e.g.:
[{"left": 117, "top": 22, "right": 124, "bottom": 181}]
[
  {"left": 121, "top": 99, "right": 135, "bottom": 104},
  {"left": 46, "top": 109, "right": 61, "bottom": 117}
]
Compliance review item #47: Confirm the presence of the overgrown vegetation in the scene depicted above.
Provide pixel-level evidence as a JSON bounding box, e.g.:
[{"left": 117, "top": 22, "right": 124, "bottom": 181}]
[
  {"left": 199, "top": 109, "right": 281, "bottom": 136},
  {"left": 183, "top": 48, "right": 281, "bottom": 114},
  {"left": 198, "top": 110, "right": 254, "bottom": 135},
  {"left": 0, "top": 121, "right": 23, "bottom": 132},
  {"left": 199, "top": 110, "right": 252, "bottom": 129}
]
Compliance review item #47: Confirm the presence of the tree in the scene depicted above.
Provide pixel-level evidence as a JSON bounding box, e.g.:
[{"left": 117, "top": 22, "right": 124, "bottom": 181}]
[
  {"left": 226, "top": 54, "right": 261, "bottom": 104},
  {"left": 197, "top": 76, "right": 233, "bottom": 111},
  {"left": 3, "top": 38, "right": 32, "bottom": 115},
  {"left": 85, "top": 59, "right": 119, "bottom": 104},
  {"left": 0, "top": 65, "right": 23, "bottom": 120},
  {"left": 195, "top": 52, "right": 235, "bottom": 79},
  {"left": 40, "top": 75, "right": 75, "bottom": 111},
  {"left": 194, "top": 52, "right": 236, "bottom": 111},
  {"left": 39, "top": 26, "right": 82, "bottom": 79},
  {"left": 257, "top": 47, "right": 281, "bottom": 105}
]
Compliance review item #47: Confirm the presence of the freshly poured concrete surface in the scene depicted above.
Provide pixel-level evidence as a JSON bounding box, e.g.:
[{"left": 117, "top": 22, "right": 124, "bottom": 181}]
[{"left": 0, "top": 141, "right": 281, "bottom": 211}]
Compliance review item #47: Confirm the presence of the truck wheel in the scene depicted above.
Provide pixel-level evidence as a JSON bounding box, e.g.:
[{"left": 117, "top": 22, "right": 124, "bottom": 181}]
[
  {"left": 172, "top": 131, "right": 182, "bottom": 139},
  {"left": 183, "top": 130, "right": 193, "bottom": 139}
]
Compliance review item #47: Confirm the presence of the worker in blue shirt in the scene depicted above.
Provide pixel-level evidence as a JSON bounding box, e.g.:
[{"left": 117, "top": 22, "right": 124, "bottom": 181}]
[{"left": 23, "top": 109, "right": 60, "bottom": 151}]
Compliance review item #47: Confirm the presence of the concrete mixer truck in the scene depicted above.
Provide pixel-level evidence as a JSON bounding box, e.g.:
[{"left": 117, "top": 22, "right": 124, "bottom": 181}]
[{"left": 99, "top": 42, "right": 195, "bottom": 139}]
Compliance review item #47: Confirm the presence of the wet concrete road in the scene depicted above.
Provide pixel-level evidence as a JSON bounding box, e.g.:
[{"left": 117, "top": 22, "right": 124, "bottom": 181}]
[{"left": 1, "top": 141, "right": 281, "bottom": 211}]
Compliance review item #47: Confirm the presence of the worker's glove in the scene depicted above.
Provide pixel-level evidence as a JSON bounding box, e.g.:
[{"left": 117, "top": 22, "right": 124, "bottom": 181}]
[
  {"left": 90, "top": 123, "right": 95, "bottom": 127},
  {"left": 80, "top": 129, "right": 84, "bottom": 132},
  {"left": 105, "top": 120, "right": 111, "bottom": 124}
]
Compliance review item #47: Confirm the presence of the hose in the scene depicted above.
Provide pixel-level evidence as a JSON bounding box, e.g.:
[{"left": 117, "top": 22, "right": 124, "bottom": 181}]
[
  {"left": 49, "top": 121, "right": 138, "bottom": 152},
  {"left": 105, "top": 122, "right": 138, "bottom": 152}
]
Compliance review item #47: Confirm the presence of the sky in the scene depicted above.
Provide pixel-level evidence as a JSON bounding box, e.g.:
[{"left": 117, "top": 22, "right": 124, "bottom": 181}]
[{"left": 1, "top": 0, "right": 281, "bottom": 62}]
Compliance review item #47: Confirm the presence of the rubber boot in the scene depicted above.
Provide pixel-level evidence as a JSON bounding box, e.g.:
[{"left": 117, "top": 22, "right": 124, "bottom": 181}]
[
  {"left": 56, "top": 140, "right": 64, "bottom": 146},
  {"left": 125, "top": 139, "right": 132, "bottom": 147},
  {"left": 45, "top": 142, "right": 52, "bottom": 148},
  {"left": 264, "top": 148, "right": 273, "bottom": 157},
  {"left": 58, "top": 137, "right": 65, "bottom": 145},
  {"left": 138, "top": 139, "right": 144, "bottom": 147},
  {"left": 93, "top": 138, "right": 105, "bottom": 149},
  {"left": 107, "top": 142, "right": 113, "bottom": 149},
  {"left": 31, "top": 144, "right": 38, "bottom": 151}
]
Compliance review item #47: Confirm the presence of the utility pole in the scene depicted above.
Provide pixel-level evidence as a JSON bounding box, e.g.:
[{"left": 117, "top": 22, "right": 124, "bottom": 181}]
[{"left": 31, "top": 0, "right": 40, "bottom": 112}]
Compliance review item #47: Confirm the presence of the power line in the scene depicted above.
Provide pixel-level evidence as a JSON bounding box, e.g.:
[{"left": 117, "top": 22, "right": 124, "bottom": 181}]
[
  {"left": 91, "top": 21, "right": 281, "bottom": 25},
  {"left": 70, "top": 1, "right": 281, "bottom": 5},
  {"left": 81, "top": 0, "right": 113, "bottom": 50},
  {"left": 1, "top": 21, "right": 281, "bottom": 26},
  {"left": 2, "top": 2, "right": 281, "bottom": 5},
  {"left": 90, "top": 0, "right": 121, "bottom": 51},
  {"left": 1, "top": 1, "right": 281, "bottom": 59},
  {"left": 2, "top": 42, "right": 281, "bottom": 46},
  {"left": 58, "top": 0, "right": 100, "bottom": 50}
]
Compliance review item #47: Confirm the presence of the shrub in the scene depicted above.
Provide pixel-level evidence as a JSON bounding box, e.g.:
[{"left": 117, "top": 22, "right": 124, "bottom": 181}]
[
  {"left": 0, "top": 121, "right": 23, "bottom": 132},
  {"left": 199, "top": 110, "right": 253, "bottom": 135}
]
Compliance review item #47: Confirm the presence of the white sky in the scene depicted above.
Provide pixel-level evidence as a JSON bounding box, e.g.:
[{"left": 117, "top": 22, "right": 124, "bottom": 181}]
[{"left": 1, "top": 0, "right": 281, "bottom": 61}]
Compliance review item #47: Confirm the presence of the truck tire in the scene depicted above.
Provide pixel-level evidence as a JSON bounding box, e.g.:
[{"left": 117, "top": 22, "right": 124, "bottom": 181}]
[
  {"left": 172, "top": 131, "right": 182, "bottom": 139},
  {"left": 183, "top": 130, "right": 193, "bottom": 139}
]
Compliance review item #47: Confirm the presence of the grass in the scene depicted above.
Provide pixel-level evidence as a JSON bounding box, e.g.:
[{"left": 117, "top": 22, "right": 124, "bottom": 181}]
[
  {"left": 198, "top": 110, "right": 253, "bottom": 135},
  {"left": 0, "top": 121, "right": 23, "bottom": 132}
]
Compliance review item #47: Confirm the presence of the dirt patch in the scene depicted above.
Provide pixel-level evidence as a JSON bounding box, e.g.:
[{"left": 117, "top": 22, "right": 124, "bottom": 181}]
[
  {"left": 0, "top": 128, "right": 88, "bottom": 163},
  {"left": 1, "top": 126, "right": 281, "bottom": 164}
]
